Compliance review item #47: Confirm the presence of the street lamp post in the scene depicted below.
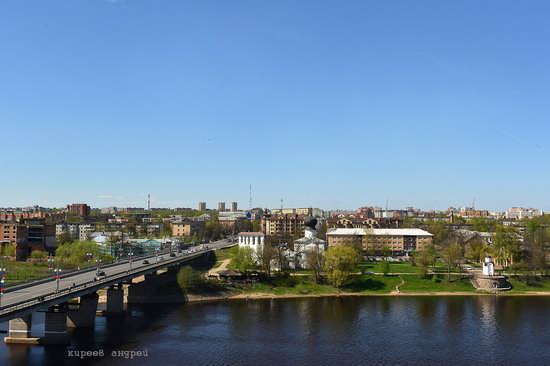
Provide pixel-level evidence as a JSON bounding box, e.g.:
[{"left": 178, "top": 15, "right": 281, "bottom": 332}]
[
  {"left": 47, "top": 255, "right": 54, "bottom": 276},
  {"left": 0, "top": 260, "right": 6, "bottom": 307},
  {"left": 54, "top": 266, "right": 62, "bottom": 292},
  {"left": 128, "top": 252, "right": 134, "bottom": 271}
]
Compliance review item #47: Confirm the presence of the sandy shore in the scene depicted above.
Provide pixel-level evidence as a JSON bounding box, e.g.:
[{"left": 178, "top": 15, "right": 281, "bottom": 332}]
[
  {"left": 94, "top": 288, "right": 550, "bottom": 305},
  {"left": 193, "top": 290, "right": 550, "bottom": 302}
]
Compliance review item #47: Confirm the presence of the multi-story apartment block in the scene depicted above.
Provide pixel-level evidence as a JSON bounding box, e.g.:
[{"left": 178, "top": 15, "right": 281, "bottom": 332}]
[
  {"left": 261, "top": 214, "right": 306, "bottom": 238},
  {"left": 0, "top": 210, "right": 64, "bottom": 224},
  {"left": 218, "top": 212, "right": 248, "bottom": 229},
  {"left": 197, "top": 202, "right": 206, "bottom": 211},
  {"left": 271, "top": 208, "right": 313, "bottom": 216},
  {"left": 231, "top": 202, "right": 238, "bottom": 212},
  {"left": 172, "top": 220, "right": 202, "bottom": 238},
  {"left": 218, "top": 202, "right": 226, "bottom": 211},
  {"left": 327, "top": 215, "right": 402, "bottom": 230},
  {"left": 327, "top": 228, "right": 433, "bottom": 255},
  {"left": 66, "top": 203, "right": 91, "bottom": 218},
  {"left": 2, "top": 218, "right": 57, "bottom": 260},
  {"left": 505, "top": 207, "right": 543, "bottom": 220}
]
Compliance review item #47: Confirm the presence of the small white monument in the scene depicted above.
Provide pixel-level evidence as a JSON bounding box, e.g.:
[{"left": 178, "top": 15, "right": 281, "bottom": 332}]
[
  {"left": 474, "top": 255, "right": 510, "bottom": 291},
  {"left": 482, "top": 256, "right": 495, "bottom": 276}
]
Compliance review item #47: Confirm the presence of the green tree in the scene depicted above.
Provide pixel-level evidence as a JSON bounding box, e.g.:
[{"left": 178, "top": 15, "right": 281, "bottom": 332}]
[
  {"left": 324, "top": 246, "right": 361, "bottom": 287},
  {"left": 466, "top": 236, "right": 486, "bottom": 264},
  {"left": 56, "top": 232, "right": 74, "bottom": 245},
  {"left": 177, "top": 265, "right": 204, "bottom": 291},
  {"left": 30, "top": 250, "right": 47, "bottom": 260},
  {"left": 55, "top": 241, "right": 112, "bottom": 268},
  {"left": 256, "top": 244, "right": 276, "bottom": 278},
  {"left": 0, "top": 243, "right": 16, "bottom": 257},
  {"left": 161, "top": 222, "right": 172, "bottom": 237},
  {"left": 523, "top": 223, "right": 549, "bottom": 276},
  {"left": 305, "top": 244, "right": 325, "bottom": 284},
  {"left": 232, "top": 246, "right": 255, "bottom": 274},
  {"left": 441, "top": 243, "right": 462, "bottom": 282},
  {"left": 427, "top": 220, "right": 450, "bottom": 246},
  {"left": 205, "top": 220, "right": 224, "bottom": 241},
  {"left": 381, "top": 260, "right": 390, "bottom": 276},
  {"left": 415, "top": 249, "right": 432, "bottom": 278},
  {"left": 492, "top": 226, "right": 520, "bottom": 267},
  {"left": 252, "top": 219, "right": 261, "bottom": 232}
]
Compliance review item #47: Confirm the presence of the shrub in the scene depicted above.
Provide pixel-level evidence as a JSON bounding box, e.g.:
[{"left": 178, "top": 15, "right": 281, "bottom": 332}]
[
  {"left": 30, "top": 250, "right": 47, "bottom": 260},
  {"left": 177, "top": 266, "right": 205, "bottom": 291},
  {"left": 381, "top": 261, "right": 390, "bottom": 276}
]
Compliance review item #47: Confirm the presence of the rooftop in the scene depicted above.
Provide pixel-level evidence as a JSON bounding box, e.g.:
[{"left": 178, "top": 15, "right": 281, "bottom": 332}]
[
  {"left": 327, "top": 228, "right": 433, "bottom": 236},
  {"left": 238, "top": 232, "right": 265, "bottom": 237}
]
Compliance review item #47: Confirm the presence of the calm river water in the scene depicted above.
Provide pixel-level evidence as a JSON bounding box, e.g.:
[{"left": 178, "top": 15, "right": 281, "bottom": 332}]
[{"left": 1, "top": 296, "right": 550, "bottom": 365}]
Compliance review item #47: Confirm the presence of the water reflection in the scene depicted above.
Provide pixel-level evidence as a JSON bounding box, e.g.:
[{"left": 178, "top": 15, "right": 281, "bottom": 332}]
[{"left": 1, "top": 297, "right": 550, "bottom": 366}]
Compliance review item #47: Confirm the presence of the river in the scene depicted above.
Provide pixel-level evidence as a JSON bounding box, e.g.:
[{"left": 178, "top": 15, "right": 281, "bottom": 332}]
[{"left": 1, "top": 296, "right": 549, "bottom": 365}]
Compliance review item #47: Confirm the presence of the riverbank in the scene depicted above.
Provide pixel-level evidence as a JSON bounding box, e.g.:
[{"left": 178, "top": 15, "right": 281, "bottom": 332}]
[{"left": 93, "top": 285, "right": 550, "bottom": 307}]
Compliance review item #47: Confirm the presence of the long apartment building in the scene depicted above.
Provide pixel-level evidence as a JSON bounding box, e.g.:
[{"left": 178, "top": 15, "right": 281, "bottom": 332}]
[
  {"left": 56, "top": 223, "right": 95, "bottom": 241},
  {"left": 505, "top": 207, "right": 543, "bottom": 220},
  {"left": 327, "top": 228, "right": 433, "bottom": 255}
]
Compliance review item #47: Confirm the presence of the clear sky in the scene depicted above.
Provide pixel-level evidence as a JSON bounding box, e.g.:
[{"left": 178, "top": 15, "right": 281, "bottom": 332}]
[{"left": 1, "top": 0, "right": 549, "bottom": 211}]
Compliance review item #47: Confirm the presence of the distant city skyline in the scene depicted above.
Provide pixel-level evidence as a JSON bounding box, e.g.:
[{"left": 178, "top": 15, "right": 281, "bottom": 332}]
[
  {"left": 1, "top": 1, "right": 549, "bottom": 211},
  {"left": 0, "top": 195, "right": 544, "bottom": 214}
]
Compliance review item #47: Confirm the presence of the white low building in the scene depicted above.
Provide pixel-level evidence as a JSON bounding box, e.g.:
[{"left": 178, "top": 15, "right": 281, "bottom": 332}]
[
  {"left": 238, "top": 232, "right": 265, "bottom": 263},
  {"left": 291, "top": 220, "right": 327, "bottom": 269}
]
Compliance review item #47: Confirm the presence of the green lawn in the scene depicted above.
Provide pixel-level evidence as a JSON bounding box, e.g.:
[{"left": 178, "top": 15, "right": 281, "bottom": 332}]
[
  {"left": 237, "top": 281, "right": 338, "bottom": 296},
  {"left": 3, "top": 261, "right": 53, "bottom": 286},
  {"left": 343, "top": 274, "right": 401, "bottom": 294},
  {"left": 357, "top": 261, "right": 453, "bottom": 274},
  {"left": 213, "top": 245, "right": 239, "bottom": 268},
  {"left": 399, "top": 274, "right": 475, "bottom": 293},
  {"left": 508, "top": 277, "right": 550, "bottom": 293},
  {"left": 213, "top": 245, "right": 238, "bottom": 261},
  {"left": 235, "top": 274, "right": 401, "bottom": 296}
]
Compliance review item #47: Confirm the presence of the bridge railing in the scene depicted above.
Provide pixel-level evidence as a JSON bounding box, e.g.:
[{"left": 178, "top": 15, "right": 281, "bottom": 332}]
[
  {"left": 4, "top": 248, "right": 181, "bottom": 293},
  {"left": 0, "top": 246, "right": 220, "bottom": 316}
]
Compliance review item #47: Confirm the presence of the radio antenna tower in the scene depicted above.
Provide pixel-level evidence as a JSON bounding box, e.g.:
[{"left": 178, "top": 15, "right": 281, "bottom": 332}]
[{"left": 249, "top": 184, "right": 252, "bottom": 210}]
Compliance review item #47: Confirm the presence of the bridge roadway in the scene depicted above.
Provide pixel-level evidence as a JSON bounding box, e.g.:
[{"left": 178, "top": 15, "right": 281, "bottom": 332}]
[{"left": 0, "top": 239, "right": 236, "bottom": 323}]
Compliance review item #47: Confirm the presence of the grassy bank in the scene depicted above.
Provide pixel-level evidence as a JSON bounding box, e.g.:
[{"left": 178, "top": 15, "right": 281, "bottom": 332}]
[
  {"left": 507, "top": 277, "right": 550, "bottom": 293},
  {"left": 191, "top": 253, "right": 550, "bottom": 298},
  {"left": 3, "top": 261, "right": 52, "bottom": 286},
  {"left": 399, "top": 274, "right": 475, "bottom": 293},
  {"left": 213, "top": 246, "right": 238, "bottom": 268},
  {"left": 357, "top": 261, "right": 462, "bottom": 274}
]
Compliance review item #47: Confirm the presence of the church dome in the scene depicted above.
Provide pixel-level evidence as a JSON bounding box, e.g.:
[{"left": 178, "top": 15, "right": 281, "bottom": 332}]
[{"left": 304, "top": 217, "right": 318, "bottom": 229}]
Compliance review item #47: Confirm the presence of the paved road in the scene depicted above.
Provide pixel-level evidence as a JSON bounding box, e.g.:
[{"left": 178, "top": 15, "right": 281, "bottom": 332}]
[{"left": 0, "top": 239, "right": 235, "bottom": 310}]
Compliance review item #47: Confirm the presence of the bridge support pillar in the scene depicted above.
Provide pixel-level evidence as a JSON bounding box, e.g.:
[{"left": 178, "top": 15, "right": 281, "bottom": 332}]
[
  {"left": 4, "top": 314, "right": 39, "bottom": 344},
  {"left": 103, "top": 285, "right": 125, "bottom": 316},
  {"left": 42, "top": 306, "right": 69, "bottom": 345},
  {"left": 67, "top": 293, "right": 99, "bottom": 328},
  {"left": 127, "top": 267, "right": 186, "bottom": 304}
]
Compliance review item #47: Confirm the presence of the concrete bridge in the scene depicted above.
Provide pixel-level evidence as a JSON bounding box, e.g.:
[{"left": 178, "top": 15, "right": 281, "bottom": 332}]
[{"left": 0, "top": 240, "right": 235, "bottom": 345}]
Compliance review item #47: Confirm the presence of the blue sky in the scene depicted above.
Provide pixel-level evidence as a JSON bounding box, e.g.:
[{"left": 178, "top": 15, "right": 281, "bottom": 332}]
[{"left": 0, "top": 0, "right": 549, "bottom": 211}]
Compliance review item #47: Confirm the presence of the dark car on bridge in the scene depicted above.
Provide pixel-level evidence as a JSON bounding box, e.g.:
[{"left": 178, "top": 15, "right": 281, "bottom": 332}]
[
  {"left": 94, "top": 270, "right": 107, "bottom": 281},
  {"left": 142, "top": 259, "right": 150, "bottom": 264}
]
